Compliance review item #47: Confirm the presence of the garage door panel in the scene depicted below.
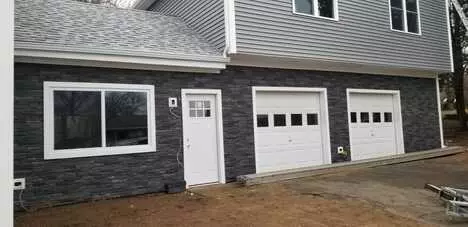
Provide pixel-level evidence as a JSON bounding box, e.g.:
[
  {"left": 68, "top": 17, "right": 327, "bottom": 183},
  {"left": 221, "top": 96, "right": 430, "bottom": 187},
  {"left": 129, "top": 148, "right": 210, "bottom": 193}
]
[
  {"left": 257, "top": 149, "right": 324, "bottom": 171},
  {"left": 255, "top": 90, "right": 326, "bottom": 173},
  {"left": 349, "top": 92, "right": 401, "bottom": 161},
  {"left": 257, "top": 143, "right": 323, "bottom": 154}
]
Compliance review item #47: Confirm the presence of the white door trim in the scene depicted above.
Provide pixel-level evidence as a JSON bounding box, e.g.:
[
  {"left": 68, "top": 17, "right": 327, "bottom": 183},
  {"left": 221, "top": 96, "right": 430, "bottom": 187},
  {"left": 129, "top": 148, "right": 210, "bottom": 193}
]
[
  {"left": 252, "top": 86, "right": 332, "bottom": 173},
  {"left": 346, "top": 88, "right": 406, "bottom": 161},
  {"left": 181, "top": 89, "right": 226, "bottom": 185}
]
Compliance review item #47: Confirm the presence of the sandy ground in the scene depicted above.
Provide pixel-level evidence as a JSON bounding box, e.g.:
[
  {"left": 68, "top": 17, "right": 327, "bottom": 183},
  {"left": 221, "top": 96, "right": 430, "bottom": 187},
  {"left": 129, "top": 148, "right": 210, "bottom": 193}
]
[
  {"left": 15, "top": 134, "right": 468, "bottom": 227},
  {"left": 15, "top": 183, "right": 428, "bottom": 227}
]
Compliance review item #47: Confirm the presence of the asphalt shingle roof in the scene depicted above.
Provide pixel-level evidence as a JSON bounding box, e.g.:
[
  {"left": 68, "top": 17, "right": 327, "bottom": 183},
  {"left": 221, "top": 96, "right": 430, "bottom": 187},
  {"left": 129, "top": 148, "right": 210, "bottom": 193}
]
[{"left": 15, "top": 0, "right": 223, "bottom": 57}]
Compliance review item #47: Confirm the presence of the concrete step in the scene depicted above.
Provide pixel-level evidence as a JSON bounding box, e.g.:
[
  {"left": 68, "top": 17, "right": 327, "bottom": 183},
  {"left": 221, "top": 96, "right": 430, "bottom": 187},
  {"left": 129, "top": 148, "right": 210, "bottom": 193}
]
[{"left": 237, "top": 146, "right": 466, "bottom": 186}]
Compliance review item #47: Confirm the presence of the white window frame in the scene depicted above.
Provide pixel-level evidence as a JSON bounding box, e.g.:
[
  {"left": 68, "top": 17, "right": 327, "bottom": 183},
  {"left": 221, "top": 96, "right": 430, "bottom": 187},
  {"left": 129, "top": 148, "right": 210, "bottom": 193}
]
[
  {"left": 388, "top": 0, "right": 421, "bottom": 35},
  {"left": 292, "top": 0, "right": 339, "bottom": 21},
  {"left": 43, "top": 82, "right": 156, "bottom": 160}
]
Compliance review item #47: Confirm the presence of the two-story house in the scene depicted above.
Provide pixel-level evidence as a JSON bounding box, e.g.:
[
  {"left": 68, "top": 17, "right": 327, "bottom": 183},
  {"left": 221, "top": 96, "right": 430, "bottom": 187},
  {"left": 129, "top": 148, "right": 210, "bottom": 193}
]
[{"left": 14, "top": 0, "right": 452, "bottom": 207}]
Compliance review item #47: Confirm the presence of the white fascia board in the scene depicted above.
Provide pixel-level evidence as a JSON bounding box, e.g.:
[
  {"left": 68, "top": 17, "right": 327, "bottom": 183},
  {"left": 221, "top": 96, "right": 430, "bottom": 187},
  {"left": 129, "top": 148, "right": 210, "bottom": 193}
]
[
  {"left": 446, "top": 0, "right": 454, "bottom": 72},
  {"left": 132, "top": 0, "right": 156, "bottom": 9},
  {"left": 229, "top": 53, "right": 446, "bottom": 78},
  {"left": 15, "top": 43, "right": 228, "bottom": 74},
  {"left": 224, "top": 0, "right": 237, "bottom": 54}
]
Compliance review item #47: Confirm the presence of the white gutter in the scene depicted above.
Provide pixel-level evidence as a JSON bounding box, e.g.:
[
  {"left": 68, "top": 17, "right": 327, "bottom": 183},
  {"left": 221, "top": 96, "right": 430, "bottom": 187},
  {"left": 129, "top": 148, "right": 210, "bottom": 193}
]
[{"left": 15, "top": 42, "right": 229, "bottom": 74}]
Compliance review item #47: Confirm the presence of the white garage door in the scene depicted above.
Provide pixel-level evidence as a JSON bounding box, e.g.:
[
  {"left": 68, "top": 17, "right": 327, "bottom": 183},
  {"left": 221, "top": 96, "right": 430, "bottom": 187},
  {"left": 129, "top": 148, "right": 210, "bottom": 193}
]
[
  {"left": 348, "top": 92, "right": 403, "bottom": 161},
  {"left": 255, "top": 91, "right": 327, "bottom": 173}
]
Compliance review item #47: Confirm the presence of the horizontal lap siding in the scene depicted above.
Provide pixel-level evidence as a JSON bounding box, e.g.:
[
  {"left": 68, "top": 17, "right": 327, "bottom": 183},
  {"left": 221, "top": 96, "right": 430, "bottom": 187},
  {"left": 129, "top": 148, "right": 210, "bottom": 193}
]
[
  {"left": 235, "top": 0, "right": 451, "bottom": 72},
  {"left": 151, "top": 0, "right": 225, "bottom": 51}
]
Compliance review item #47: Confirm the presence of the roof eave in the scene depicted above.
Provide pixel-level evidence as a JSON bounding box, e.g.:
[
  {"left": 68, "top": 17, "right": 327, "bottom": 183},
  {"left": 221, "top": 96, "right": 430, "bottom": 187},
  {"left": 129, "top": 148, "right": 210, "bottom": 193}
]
[
  {"left": 132, "top": 0, "right": 157, "bottom": 10},
  {"left": 15, "top": 43, "right": 228, "bottom": 74}
]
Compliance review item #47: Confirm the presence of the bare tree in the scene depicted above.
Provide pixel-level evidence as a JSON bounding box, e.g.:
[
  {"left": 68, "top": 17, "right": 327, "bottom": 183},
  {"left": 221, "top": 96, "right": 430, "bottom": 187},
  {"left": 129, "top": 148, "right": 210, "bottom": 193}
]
[{"left": 447, "top": 0, "right": 468, "bottom": 130}]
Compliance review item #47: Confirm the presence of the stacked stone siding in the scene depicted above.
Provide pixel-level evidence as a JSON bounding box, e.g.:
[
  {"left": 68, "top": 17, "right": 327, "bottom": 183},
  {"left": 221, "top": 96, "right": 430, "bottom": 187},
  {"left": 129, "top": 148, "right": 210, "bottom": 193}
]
[{"left": 14, "top": 63, "right": 441, "bottom": 208}]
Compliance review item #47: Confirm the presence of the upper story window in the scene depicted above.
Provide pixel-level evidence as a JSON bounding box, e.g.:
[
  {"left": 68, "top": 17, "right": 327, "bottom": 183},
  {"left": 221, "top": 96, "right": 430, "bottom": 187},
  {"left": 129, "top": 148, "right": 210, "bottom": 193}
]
[
  {"left": 293, "top": 0, "right": 338, "bottom": 20},
  {"left": 390, "top": 0, "right": 420, "bottom": 34},
  {"left": 43, "top": 82, "right": 156, "bottom": 160}
]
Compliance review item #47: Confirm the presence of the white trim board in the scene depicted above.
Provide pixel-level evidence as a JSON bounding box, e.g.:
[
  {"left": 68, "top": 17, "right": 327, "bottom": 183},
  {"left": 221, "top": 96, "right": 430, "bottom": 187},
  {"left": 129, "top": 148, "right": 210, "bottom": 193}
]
[
  {"left": 1, "top": 0, "right": 13, "bottom": 225},
  {"left": 224, "top": 0, "right": 237, "bottom": 54},
  {"left": 436, "top": 76, "right": 446, "bottom": 148},
  {"left": 229, "top": 54, "right": 446, "bottom": 78},
  {"left": 15, "top": 43, "right": 228, "bottom": 74},
  {"left": 446, "top": 0, "right": 455, "bottom": 72},
  {"left": 43, "top": 82, "right": 157, "bottom": 160},
  {"left": 181, "top": 89, "right": 227, "bottom": 186},
  {"left": 251, "top": 86, "right": 332, "bottom": 173},
  {"left": 346, "top": 88, "right": 406, "bottom": 160}
]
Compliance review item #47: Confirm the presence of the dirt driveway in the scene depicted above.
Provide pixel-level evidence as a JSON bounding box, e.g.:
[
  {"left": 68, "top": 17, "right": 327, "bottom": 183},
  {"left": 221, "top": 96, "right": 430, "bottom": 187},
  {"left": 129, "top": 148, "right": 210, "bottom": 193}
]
[{"left": 16, "top": 138, "right": 468, "bottom": 226}]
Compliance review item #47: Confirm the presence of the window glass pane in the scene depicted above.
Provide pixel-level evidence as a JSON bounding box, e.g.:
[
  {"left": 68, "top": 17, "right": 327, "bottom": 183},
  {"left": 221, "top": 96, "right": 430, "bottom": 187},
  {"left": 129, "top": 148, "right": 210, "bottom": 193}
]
[
  {"left": 274, "top": 114, "right": 287, "bottom": 127},
  {"left": 205, "top": 109, "right": 211, "bottom": 117},
  {"left": 318, "top": 0, "right": 334, "bottom": 18},
  {"left": 391, "top": 8, "right": 404, "bottom": 31},
  {"left": 373, "top": 112, "right": 381, "bottom": 123},
  {"left": 204, "top": 101, "right": 210, "bottom": 109},
  {"left": 407, "top": 12, "right": 419, "bottom": 33},
  {"left": 189, "top": 101, "right": 196, "bottom": 108},
  {"left": 384, "top": 112, "right": 393, "bottom": 122},
  {"left": 391, "top": 0, "right": 402, "bottom": 8},
  {"left": 295, "top": 0, "right": 314, "bottom": 15},
  {"left": 307, "top": 113, "right": 319, "bottom": 125},
  {"left": 196, "top": 110, "right": 204, "bottom": 118},
  {"left": 190, "top": 109, "right": 196, "bottom": 118},
  {"left": 106, "top": 91, "right": 148, "bottom": 147},
  {"left": 406, "top": 0, "right": 417, "bottom": 12},
  {"left": 350, "top": 112, "right": 357, "bottom": 123},
  {"left": 257, "top": 114, "right": 269, "bottom": 127},
  {"left": 291, "top": 114, "right": 303, "bottom": 126},
  {"left": 360, "top": 112, "right": 370, "bottom": 123},
  {"left": 54, "top": 91, "right": 102, "bottom": 150}
]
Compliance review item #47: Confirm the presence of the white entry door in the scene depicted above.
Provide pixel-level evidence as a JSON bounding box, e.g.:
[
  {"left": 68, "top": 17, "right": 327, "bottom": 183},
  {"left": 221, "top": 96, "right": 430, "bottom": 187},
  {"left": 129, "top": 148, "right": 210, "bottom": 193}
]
[
  {"left": 255, "top": 91, "right": 326, "bottom": 173},
  {"left": 348, "top": 92, "right": 402, "bottom": 160},
  {"left": 183, "top": 93, "right": 220, "bottom": 186}
]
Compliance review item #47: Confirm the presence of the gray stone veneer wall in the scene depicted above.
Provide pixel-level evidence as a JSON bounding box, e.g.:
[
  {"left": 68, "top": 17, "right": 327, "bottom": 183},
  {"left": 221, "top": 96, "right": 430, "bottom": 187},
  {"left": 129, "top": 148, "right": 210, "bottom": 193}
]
[{"left": 14, "top": 63, "right": 441, "bottom": 208}]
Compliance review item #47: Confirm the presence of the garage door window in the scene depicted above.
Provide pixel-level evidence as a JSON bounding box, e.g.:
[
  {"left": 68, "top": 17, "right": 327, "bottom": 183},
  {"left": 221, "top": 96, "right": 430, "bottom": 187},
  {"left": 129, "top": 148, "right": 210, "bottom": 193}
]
[
  {"left": 257, "top": 114, "right": 269, "bottom": 127},
  {"left": 350, "top": 112, "right": 357, "bottom": 123},
  {"left": 373, "top": 112, "right": 381, "bottom": 123},
  {"left": 291, "top": 114, "right": 303, "bottom": 126},
  {"left": 360, "top": 112, "right": 370, "bottom": 123},
  {"left": 307, "top": 113, "right": 319, "bottom": 125},
  {"left": 384, "top": 112, "right": 393, "bottom": 122},
  {"left": 274, "top": 114, "right": 287, "bottom": 127}
]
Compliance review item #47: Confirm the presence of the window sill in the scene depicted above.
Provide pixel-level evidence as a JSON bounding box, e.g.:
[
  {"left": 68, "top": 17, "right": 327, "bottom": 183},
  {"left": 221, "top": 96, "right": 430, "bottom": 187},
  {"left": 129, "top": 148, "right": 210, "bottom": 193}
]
[
  {"left": 292, "top": 11, "right": 339, "bottom": 22},
  {"left": 390, "top": 28, "right": 422, "bottom": 36},
  {"left": 44, "top": 144, "right": 156, "bottom": 160}
]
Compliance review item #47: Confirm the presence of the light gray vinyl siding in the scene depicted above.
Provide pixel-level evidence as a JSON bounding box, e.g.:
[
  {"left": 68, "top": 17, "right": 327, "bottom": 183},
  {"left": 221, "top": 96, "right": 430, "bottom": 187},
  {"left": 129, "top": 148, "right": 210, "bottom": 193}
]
[
  {"left": 234, "top": 0, "right": 452, "bottom": 72},
  {"left": 151, "top": 0, "right": 225, "bottom": 51}
]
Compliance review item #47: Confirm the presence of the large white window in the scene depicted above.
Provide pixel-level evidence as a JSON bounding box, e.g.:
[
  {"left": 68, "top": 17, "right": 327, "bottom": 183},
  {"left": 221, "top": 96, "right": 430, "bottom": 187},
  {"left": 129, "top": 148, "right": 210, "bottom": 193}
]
[
  {"left": 293, "top": 0, "right": 338, "bottom": 20},
  {"left": 44, "top": 82, "right": 156, "bottom": 159},
  {"left": 389, "top": 0, "right": 420, "bottom": 34}
]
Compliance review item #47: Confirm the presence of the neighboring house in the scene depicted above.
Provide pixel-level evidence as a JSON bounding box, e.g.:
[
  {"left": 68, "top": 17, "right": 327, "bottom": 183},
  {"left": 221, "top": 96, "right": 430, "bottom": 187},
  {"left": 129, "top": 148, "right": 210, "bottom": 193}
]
[{"left": 14, "top": 0, "right": 451, "bottom": 207}]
